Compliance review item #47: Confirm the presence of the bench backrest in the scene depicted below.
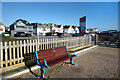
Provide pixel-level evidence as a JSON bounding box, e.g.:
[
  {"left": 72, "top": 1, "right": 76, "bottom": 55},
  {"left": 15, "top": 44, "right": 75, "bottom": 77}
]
[{"left": 36, "top": 46, "right": 68, "bottom": 63}]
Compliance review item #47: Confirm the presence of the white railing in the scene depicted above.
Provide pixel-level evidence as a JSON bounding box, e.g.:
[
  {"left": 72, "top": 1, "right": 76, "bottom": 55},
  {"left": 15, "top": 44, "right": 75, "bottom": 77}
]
[{"left": 0, "top": 35, "right": 91, "bottom": 68}]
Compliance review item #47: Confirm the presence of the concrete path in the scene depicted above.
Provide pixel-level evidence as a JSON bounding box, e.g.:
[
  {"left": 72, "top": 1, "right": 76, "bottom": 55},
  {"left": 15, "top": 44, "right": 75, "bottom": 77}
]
[{"left": 13, "top": 46, "right": 118, "bottom": 78}]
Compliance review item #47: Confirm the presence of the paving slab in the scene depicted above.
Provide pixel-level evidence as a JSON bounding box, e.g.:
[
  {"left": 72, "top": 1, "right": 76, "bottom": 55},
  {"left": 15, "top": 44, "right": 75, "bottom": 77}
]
[{"left": 8, "top": 46, "right": 119, "bottom": 78}]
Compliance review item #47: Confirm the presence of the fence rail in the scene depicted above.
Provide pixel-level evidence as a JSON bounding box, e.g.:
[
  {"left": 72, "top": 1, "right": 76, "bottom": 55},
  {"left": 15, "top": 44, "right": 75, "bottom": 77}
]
[{"left": 0, "top": 35, "right": 91, "bottom": 68}]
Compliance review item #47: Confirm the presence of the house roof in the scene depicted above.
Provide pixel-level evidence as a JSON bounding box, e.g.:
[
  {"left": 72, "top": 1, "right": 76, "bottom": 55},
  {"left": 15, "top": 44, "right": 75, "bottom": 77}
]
[
  {"left": 0, "top": 22, "right": 4, "bottom": 26},
  {"left": 13, "top": 19, "right": 32, "bottom": 26},
  {"left": 72, "top": 26, "right": 76, "bottom": 29},
  {"left": 5, "top": 27, "right": 10, "bottom": 31},
  {"left": 56, "top": 25, "right": 62, "bottom": 28},
  {"left": 63, "top": 25, "right": 70, "bottom": 28}
]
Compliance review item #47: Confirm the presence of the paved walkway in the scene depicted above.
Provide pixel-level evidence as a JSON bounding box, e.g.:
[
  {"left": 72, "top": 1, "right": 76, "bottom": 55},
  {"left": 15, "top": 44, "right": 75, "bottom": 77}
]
[{"left": 14, "top": 46, "right": 118, "bottom": 78}]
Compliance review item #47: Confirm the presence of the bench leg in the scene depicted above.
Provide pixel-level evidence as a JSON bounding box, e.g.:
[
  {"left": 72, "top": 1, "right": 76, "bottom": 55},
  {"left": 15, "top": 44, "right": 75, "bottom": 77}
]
[
  {"left": 40, "top": 67, "right": 46, "bottom": 79},
  {"left": 70, "top": 58, "right": 76, "bottom": 66}
]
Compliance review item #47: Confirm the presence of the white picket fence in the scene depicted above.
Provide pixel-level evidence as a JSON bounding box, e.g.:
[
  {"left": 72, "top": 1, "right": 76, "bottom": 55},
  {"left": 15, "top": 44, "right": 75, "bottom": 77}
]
[{"left": 0, "top": 35, "right": 91, "bottom": 68}]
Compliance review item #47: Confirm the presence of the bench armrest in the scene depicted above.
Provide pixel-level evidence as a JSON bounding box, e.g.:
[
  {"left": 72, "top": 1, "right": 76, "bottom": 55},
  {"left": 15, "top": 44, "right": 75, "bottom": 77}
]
[
  {"left": 37, "top": 59, "right": 49, "bottom": 68},
  {"left": 67, "top": 51, "right": 77, "bottom": 56}
]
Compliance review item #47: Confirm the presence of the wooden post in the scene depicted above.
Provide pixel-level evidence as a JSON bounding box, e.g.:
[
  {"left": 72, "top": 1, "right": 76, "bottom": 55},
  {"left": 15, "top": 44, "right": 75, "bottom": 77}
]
[
  {"left": 51, "top": 38, "right": 52, "bottom": 48},
  {"left": 29, "top": 40, "right": 32, "bottom": 59},
  {"left": 43, "top": 39, "right": 44, "bottom": 50},
  {"left": 13, "top": 41, "right": 16, "bottom": 64},
  {"left": 69, "top": 38, "right": 71, "bottom": 49},
  {"left": 4, "top": 42, "right": 8, "bottom": 67},
  {"left": 30, "top": 40, "right": 32, "bottom": 53},
  {"left": 74, "top": 37, "right": 75, "bottom": 48},
  {"left": 38, "top": 39, "right": 40, "bottom": 51},
  {"left": 47, "top": 39, "right": 48, "bottom": 49},
  {"left": 9, "top": 41, "right": 12, "bottom": 66},
  {"left": 35, "top": 39, "right": 38, "bottom": 51},
  {"left": 33, "top": 40, "right": 35, "bottom": 52},
  {"left": 53, "top": 38, "right": 54, "bottom": 47},
  {"left": 90, "top": 35, "right": 91, "bottom": 45},
  {"left": 81, "top": 36, "right": 83, "bottom": 47},
  {"left": 66, "top": 37, "right": 68, "bottom": 47},
  {"left": 78, "top": 37, "right": 80, "bottom": 47},
  {"left": 63, "top": 37, "right": 65, "bottom": 46},
  {"left": 27, "top": 40, "right": 30, "bottom": 59},
  {"left": 20, "top": 41, "right": 23, "bottom": 62},
  {"left": 45, "top": 39, "right": 46, "bottom": 50},
  {"left": 56, "top": 38, "right": 57, "bottom": 47},
  {"left": 17, "top": 41, "right": 19, "bottom": 63},
  {"left": 40, "top": 39, "right": 42, "bottom": 50},
  {"left": 24, "top": 40, "right": 26, "bottom": 59},
  {"left": 0, "top": 42, "right": 3, "bottom": 68},
  {"left": 95, "top": 34, "right": 98, "bottom": 45}
]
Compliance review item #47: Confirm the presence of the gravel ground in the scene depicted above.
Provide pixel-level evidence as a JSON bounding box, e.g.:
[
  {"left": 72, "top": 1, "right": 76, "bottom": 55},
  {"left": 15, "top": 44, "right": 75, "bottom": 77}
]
[{"left": 13, "top": 46, "right": 118, "bottom": 78}]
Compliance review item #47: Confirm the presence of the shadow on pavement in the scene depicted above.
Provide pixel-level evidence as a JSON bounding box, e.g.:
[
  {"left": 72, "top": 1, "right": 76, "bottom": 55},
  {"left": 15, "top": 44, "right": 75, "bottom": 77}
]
[
  {"left": 24, "top": 52, "right": 40, "bottom": 78},
  {"left": 98, "top": 43, "right": 119, "bottom": 48}
]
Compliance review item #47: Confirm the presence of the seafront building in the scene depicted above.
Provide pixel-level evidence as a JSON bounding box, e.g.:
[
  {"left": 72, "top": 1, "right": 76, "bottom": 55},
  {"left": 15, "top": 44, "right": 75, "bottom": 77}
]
[
  {"left": 0, "top": 22, "right": 5, "bottom": 34},
  {"left": 10, "top": 19, "right": 33, "bottom": 36}
]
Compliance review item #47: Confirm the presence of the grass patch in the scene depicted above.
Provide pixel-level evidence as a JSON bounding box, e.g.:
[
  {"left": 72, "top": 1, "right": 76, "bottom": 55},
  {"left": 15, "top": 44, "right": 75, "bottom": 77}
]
[
  {"left": 2, "top": 37, "right": 28, "bottom": 42},
  {"left": 2, "top": 66, "right": 27, "bottom": 76},
  {"left": 6, "top": 66, "right": 27, "bottom": 72}
]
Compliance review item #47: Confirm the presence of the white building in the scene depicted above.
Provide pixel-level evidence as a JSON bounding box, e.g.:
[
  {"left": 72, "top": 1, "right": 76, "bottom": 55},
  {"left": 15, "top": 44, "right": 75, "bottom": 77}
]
[
  {"left": 55, "top": 25, "right": 63, "bottom": 33},
  {"left": 93, "top": 28, "right": 99, "bottom": 33},
  {"left": 63, "top": 25, "right": 73, "bottom": 34},
  {"left": 85, "top": 28, "right": 99, "bottom": 33},
  {"left": 10, "top": 19, "right": 33, "bottom": 36},
  {"left": 32, "top": 23, "right": 51, "bottom": 35},
  {"left": 72, "top": 26, "right": 79, "bottom": 34},
  {"left": 0, "top": 22, "right": 5, "bottom": 34},
  {"left": 32, "top": 23, "right": 64, "bottom": 35},
  {"left": 32, "top": 23, "right": 79, "bottom": 35}
]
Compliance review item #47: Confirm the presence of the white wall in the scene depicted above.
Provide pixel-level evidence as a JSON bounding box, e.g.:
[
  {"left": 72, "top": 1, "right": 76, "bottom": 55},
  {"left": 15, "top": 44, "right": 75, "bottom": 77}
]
[
  {"left": 55, "top": 25, "right": 63, "bottom": 33},
  {"left": 0, "top": 25, "right": 5, "bottom": 34},
  {"left": 37, "top": 27, "right": 50, "bottom": 35}
]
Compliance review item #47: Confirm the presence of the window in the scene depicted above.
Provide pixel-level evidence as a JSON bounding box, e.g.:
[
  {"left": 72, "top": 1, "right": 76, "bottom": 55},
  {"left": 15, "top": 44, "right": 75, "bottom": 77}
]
[
  {"left": 19, "top": 22, "right": 22, "bottom": 24},
  {"left": 39, "top": 24, "right": 42, "bottom": 26},
  {"left": 17, "top": 26, "right": 24, "bottom": 28},
  {"left": 29, "top": 27, "right": 32, "bottom": 29},
  {"left": 43, "top": 27, "right": 46, "bottom": 31},
  {"left": 29, "top": 31, "right": 33, "bottom": 32},
  {"left": 0, "top": 28, "right": 3, "bottom": 31}
]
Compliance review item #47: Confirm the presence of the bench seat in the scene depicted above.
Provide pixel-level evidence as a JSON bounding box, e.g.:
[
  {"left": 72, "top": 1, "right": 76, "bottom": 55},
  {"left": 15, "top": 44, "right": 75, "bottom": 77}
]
[
  {"left": 47, "top": 55, "right": 76, "bottom": 67},
  {"left": 34, "top": 45, "right": 77, "bottom": 79}
]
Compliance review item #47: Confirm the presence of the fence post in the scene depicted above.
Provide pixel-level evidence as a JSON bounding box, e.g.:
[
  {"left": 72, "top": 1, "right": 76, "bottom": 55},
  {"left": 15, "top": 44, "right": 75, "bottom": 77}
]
[
  {"left": 29, "top": 40, "right": 32, "bottom": 59},
  {"left": 38, "top": 39, "right": 40, "bottom": 51},
  {"left": 90, "top": 35, "right": 91, "bottom": 45},
  {"left": 24, "top": 40, "right": 26, "bottom": 59},
  {"left": 20, "top": 40, "right": 23, "bottom": 62},
  {"left": 43, "top": 39, "right": 45, "bottom": 50},
  {"left": 35, "top": 39, "right": 38, "bottom": 51},
  {"left": 53, "top": 38, "right": 55, "bottom": 47},
  {"left": 4, "top": 42, "right": 8, "bottom": 67},
  {"left": 16, "top": 41, "right": 20, "bottom": 63},
  {"left": 47, "top": 39, "right": 48, "bottom": 49},
  {"left": 40, "top": 39, "right": 42, "bottom": 50},
  {"left": 95, "top": 34, "right": 98, "bottom": 45},
  {"left": 51, "top": 38, "right": 52, "bottom": 48},
  {"left": 33, "top": 40, "right": 35, "bottom": 52},
  {"left": 9, "top": 41, "right": 12, "bottom": 66},
  {"left": 55, "top": 38, "right": 57, "bottom": 47},
  {"left": 13, "top": 41, "right": 16, "bottom": 64},
  {"left": 0, "top": 42, "right": 3, "bottom": 68}
]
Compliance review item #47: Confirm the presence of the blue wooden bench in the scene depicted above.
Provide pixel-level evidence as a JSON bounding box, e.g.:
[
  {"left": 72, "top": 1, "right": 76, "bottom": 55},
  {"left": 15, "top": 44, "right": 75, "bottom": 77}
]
[{"left": 34, "top": 45, "right": 77, "bottom": 79}]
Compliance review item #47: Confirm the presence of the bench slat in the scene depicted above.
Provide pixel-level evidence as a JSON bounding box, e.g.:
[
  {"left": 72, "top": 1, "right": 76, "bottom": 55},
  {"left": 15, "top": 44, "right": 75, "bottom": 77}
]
[
  {"left": 47, "top": 55, "right": 76, "bottom": 67},
  {"left": 37, "top": 46, "right": 68, "bottom": 64}
]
